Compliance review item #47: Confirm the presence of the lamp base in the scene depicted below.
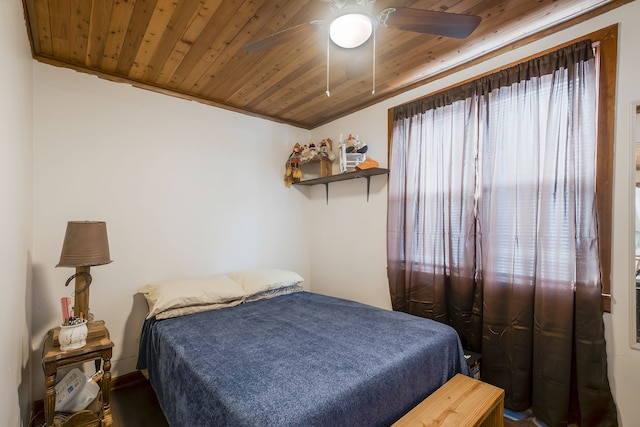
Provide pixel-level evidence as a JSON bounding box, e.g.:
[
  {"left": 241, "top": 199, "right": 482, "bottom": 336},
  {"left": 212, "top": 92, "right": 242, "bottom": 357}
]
[{"left": 64, "top": 266, "right": 92, "bottom": 320}]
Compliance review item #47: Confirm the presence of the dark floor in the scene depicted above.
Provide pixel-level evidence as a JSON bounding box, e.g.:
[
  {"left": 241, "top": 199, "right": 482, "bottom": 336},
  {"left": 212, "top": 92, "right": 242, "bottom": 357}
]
[
  {"left": 33, "top": 378, "right": 543, "bottom": 426},
  {"left": 504, "top": 412, "right": 544, "bottom": 427},
  {"left": 109, "top": 379, "right": 170, "bottom": 427},
  {"left": 30, "top": 378, "right": 169, "bottom": 427},
  {"left": 111, "top": 379, "right": 543, "bottom": 427}
]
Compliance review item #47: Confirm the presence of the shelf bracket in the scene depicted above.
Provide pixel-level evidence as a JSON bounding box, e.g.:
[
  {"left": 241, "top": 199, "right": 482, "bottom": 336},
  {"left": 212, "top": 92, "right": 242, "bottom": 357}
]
[
  {"left": 365, "top": 176, "right": 371, "bottom": 202},
  {"left": 324, "top": 183, "right": 329, "bottom": 205}
]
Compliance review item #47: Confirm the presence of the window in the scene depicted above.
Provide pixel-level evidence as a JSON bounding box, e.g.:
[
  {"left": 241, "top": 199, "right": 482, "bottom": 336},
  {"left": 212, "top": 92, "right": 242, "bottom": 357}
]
[{"left": 388, "top": 25, "right": 617, "bottom": 312}]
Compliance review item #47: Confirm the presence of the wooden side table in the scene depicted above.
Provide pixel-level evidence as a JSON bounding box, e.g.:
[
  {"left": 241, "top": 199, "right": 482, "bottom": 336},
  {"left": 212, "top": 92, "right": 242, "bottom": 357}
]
[{"left": 42, "top": 321, "right": 114, "bottom": 427}]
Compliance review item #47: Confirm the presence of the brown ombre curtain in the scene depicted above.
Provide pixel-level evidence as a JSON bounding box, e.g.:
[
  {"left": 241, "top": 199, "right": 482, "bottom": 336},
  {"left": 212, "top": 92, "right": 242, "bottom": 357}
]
[{"left": 387, "top": 40, "right": 617, "bottom": 427}]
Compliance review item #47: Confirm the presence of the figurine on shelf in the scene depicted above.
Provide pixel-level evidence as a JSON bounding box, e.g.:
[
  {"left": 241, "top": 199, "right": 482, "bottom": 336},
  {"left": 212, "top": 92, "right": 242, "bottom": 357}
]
[
  {"left": 307, "top": 142, "right": 318, "bottom": 159},
  {"left": 318, "top": 138, "right": 336, "bottom": 161},
  {"left": 345, "top": 133, "right": 368, "bottom": 153},
  {"left": 284, "top": 143, "right": 303, "bottom": 187},
  {"left": 299, "top": 144, "right": 310, "bottom": 162},
  {"left": 339, "top": 134, "right": 368, "bottom": 173},
  {"left": 284, "top": 138, "right": 337, "bottom": 186}
]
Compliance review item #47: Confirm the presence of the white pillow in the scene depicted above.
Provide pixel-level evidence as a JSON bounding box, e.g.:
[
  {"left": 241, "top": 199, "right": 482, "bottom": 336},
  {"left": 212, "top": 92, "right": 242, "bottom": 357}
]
[
  {"left": 226, "top": 268, "right": 304, "bottom": 298},
  {"left": 138, "top": 275, "right": 245, "bottom": 319},
  {"left": 244, "top": 284, "right": 303, "bottom": 303},
  {"left": 155, "top": 300, "right": 243, "bottom": 320}
]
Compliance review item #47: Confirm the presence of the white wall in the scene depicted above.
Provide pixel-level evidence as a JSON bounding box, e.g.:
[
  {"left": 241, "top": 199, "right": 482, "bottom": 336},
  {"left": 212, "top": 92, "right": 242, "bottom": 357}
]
[
  {"left": 0, "top": 0, "right": 34, "bottom": 425},
  {"left": 30, "top": 64, "right": 312, "bottom": 397},
  {"left": 310, "top": 2, "right": 640, "bottom": 425},
  {"left": 306, "top": 115, "right": 392, "bottom": 309}
]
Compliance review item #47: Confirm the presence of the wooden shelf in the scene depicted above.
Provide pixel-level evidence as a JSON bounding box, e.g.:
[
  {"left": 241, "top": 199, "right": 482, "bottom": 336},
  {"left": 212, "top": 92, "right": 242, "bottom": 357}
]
[{"left": 293, "top": 167, "right": 389, "bottom": 203}]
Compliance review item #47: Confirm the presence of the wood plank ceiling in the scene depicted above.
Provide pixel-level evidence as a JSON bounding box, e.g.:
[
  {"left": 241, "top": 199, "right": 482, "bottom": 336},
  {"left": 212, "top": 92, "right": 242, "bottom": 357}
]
[{"left": 22, "top": 0, "right": 630, "bottom": 129}]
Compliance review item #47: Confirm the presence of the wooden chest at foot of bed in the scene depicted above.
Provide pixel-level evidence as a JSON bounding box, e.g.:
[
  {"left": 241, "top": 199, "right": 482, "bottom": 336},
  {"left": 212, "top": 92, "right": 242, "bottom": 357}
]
[{"left": 392, "top": 374, "right": 505, "bottom": 427}]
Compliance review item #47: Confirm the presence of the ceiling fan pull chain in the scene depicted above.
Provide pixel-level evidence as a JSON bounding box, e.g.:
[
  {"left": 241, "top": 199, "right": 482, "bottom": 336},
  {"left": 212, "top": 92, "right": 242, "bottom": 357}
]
[
  {"left": 372, "top": 27, "right": 376, "bottom": 96},
  {"left": 326, "top": 33, "right": 331, "bottom": 97}
]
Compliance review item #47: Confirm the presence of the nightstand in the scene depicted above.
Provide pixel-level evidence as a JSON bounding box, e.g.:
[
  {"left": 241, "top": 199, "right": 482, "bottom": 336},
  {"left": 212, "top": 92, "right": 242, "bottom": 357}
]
[{"left": 41, "top": 321, "right": 114, "bottom": 427}]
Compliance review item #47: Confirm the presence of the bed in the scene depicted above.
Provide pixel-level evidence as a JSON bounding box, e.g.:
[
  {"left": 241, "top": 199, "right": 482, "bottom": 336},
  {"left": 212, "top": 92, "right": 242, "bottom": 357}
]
[{"left": 136, "top": 269, "right": 469, "bottom": 427}]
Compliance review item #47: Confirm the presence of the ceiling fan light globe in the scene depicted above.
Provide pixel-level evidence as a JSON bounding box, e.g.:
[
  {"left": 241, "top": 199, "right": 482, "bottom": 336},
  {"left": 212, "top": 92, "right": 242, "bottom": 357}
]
[{"left": 329, "top": 13, "right": 373, "bottom": 48}]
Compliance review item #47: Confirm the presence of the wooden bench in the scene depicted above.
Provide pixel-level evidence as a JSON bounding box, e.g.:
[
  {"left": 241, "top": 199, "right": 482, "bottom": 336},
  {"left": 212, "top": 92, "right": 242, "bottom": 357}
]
[{"left": 393, "top": 374, "right": 505, "bottom": 427}]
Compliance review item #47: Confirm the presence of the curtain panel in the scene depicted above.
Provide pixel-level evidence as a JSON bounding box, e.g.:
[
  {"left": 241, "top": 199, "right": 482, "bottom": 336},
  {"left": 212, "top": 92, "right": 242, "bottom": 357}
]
[{"left": 387, "top": 40, "right": 617, "bottom": 427}]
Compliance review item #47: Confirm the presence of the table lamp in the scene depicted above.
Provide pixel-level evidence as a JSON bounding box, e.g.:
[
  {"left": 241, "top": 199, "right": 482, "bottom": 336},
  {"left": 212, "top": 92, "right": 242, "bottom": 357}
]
[{"left": 57, "top": 221, "right": 112, "bottom": 321}]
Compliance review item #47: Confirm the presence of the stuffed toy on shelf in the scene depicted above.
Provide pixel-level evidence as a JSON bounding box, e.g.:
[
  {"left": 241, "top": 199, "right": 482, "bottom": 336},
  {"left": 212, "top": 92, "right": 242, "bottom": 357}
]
[{"left": 284, "top": 139, "right": 335, "bottom": 186}]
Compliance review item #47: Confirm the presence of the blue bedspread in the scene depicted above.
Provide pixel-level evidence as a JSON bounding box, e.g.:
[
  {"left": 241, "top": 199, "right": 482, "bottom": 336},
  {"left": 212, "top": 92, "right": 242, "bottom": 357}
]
[{"left": 137, "top": 292, "right": 468, "bottom": 426}]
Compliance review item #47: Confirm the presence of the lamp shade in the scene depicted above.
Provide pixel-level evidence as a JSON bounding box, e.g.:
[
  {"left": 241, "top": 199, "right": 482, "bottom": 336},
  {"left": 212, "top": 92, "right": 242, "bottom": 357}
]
[{"left": 56, "top": 221, "right": 112, "bottom": 267}]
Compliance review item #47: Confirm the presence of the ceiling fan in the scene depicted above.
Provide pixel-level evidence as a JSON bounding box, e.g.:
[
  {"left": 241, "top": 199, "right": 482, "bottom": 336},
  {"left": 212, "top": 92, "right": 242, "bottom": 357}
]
[
  {"left": 243, "top": 0, "right": 482, "bottom": 53},
  {"left": 243, "top": 0, "right": 481, "bottom": 97}
]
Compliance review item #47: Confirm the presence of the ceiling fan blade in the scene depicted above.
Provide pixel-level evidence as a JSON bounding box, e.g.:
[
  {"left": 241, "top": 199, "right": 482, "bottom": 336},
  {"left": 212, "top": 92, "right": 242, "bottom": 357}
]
[
  {"left": 385, "top": 8, "right": 481, "bottom": 39},
  {"left": 244, "top": 22, "right": 321, "bottom": 53}
]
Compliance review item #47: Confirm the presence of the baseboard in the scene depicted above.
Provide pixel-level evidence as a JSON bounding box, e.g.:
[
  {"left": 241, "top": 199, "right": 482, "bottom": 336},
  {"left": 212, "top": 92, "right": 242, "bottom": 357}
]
[{"left": 111, "top": 370, "right": 147, "bottom": 390}]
